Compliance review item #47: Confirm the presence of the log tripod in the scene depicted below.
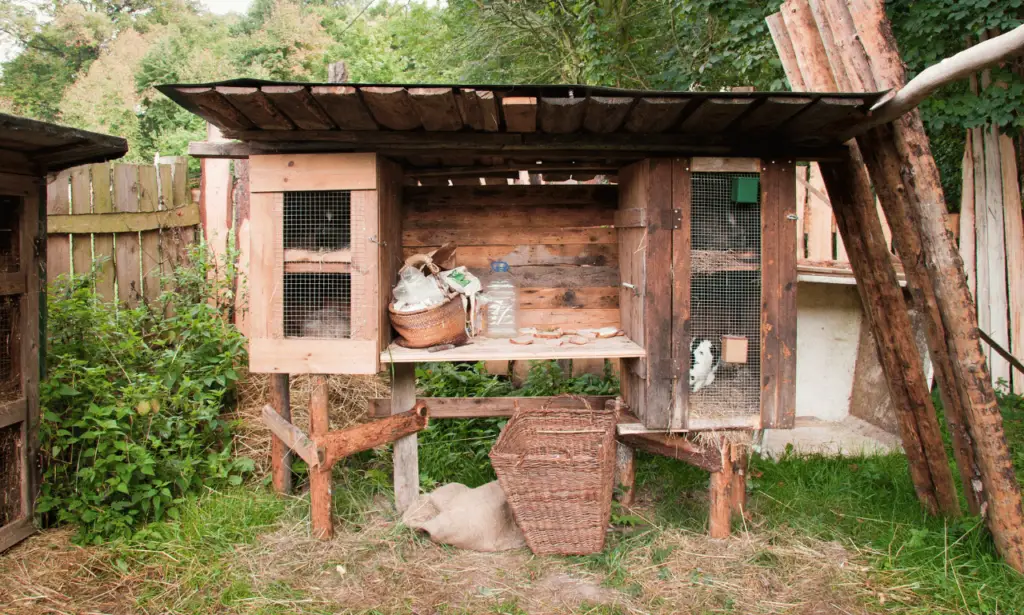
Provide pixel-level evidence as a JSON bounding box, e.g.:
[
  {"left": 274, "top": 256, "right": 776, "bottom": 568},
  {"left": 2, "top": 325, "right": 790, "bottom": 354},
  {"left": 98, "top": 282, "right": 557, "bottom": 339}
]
[
  {"left": 264, "top": 370, "right": 428, "bottom": 539},
  {"left": 615, "top": 431, "right": 749, "bottom": 538}
]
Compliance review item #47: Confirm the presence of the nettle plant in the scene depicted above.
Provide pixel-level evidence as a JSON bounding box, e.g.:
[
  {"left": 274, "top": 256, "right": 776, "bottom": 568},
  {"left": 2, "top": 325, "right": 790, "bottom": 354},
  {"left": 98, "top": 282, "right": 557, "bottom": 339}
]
[{"left": 38, "top": 247, "right": 252, "bottom": 543}]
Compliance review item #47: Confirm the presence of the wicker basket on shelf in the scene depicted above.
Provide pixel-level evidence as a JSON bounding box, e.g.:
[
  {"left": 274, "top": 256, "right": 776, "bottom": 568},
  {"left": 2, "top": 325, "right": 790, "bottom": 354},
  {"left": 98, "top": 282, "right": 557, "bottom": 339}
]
[
  {"left": 489, "top": 397, "right": 617, "bottom": 555},
  {"left": 389, "top": 295, "right": 467, "bottom": 348}
]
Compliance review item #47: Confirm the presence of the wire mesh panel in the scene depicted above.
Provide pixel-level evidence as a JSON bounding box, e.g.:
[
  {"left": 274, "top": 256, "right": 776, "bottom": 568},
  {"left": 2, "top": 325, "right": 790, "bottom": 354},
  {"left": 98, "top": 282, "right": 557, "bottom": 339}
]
[
  {"left": 283, "top": 273, "right": 352, "bottom": 339},
  {"left": 0, "top": 197, "right": 21, "bottom": 274},
  {"left": 283, "top": 191, "right": 351, "bottom": 251},
  {"left": 0, "top": 423, "right": 21, "bottom": 527},
  {"left": 689, "top": 172, "right": 761, "bottom": 420},
  {"left": 0, "top": 297, "right": 20, "bottom": 404}
]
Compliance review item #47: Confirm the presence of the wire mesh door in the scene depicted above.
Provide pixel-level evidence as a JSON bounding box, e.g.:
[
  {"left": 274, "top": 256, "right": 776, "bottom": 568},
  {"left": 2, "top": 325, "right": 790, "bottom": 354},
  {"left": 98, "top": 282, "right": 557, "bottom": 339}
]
[
  {"left": 688, "top": 172, "right": 761, "bottom": 421},
  {"left": 278, "top": 190, "right": 363, "bottom": 341}
]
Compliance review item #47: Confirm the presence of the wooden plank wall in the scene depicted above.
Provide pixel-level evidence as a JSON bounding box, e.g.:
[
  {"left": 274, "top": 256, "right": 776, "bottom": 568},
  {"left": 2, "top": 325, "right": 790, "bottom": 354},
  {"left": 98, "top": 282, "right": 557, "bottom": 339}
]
[
  {"left": 401, "top": 185, "right": 620, "bottom": 331},
  {"left": 960, "top": 127, "right": 1024, "bottom": 393},
  {"left": 45, "top": 159, "right": 198, "bottom": 305}
]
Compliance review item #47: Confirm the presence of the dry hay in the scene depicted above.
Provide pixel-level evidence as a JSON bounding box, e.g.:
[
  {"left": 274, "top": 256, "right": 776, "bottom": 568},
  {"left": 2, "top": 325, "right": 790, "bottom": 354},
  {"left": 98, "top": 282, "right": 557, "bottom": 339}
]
[
  {"left": 232, "top": 502, "right": 893, "bottom": 615},
  {"left": 0, "top": 527, "right": 140, "bottom": 615},
  {"left": 229, "top": 370, "right": 389, "bottom": 475},
  {"left": 0, "top": 500, "right": 910, "bottom": 615}
]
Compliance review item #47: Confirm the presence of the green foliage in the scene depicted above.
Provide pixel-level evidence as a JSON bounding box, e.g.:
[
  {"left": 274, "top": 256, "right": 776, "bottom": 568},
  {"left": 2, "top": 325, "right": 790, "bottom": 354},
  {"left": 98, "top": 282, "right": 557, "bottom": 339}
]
[
  {"left": 37, "top": 248, "right": 252, "bottom": 543},
  {"left": 414, "top": 360, "right": 619, "bottom": 488}
]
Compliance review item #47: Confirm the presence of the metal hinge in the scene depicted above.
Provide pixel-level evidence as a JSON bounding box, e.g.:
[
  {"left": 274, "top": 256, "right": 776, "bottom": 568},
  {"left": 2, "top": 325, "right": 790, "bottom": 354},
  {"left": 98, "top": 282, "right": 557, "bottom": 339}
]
[{"left": 672, "top": 208, "right": 683, "bottom": 230}]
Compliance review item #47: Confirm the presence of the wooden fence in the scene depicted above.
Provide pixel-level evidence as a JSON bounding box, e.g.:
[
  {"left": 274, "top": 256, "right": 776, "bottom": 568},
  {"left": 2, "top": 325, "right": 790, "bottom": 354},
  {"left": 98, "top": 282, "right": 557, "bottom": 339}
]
[{"left": 46, "top": 159, "right": 200, "bottom": 305}]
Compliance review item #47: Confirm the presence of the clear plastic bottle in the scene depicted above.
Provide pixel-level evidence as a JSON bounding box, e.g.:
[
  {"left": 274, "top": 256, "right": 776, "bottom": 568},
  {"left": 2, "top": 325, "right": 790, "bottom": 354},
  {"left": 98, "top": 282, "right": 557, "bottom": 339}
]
[{"left": 484, "top": 261, "right": 518, "bottom": 338}]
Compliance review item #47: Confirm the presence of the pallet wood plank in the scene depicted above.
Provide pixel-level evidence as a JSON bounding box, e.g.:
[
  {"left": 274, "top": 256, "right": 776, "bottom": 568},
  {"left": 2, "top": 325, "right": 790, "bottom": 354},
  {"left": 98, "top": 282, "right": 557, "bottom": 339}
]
[
  {"left": 539, "top": 97, "right": 587, "bottom": 134},
  {"left": 112, "top": 164, "right": 141, "bottom": 306},
  {"left": 403, "top": 227, "right": 616, "bottom": 247},
  {"left": 310, "top": 86, "right": 379, "bottom": 130},
  {"left": 377, "top": 157, "right": 404, "bottom": 352},
  {"left": 368, "top": 396, "right": 616, "bottom": 418},
  {"left": 261, "top": 85, "right": 334, "bottom": 130},
  {"left": 404, "top": 185, "right": 616, "bottom": 207},
  {"left": 583, "top": 97, "right": 633, "bottom": 133},
  {"left": 519, "top": 286, "right": 619, "bottom": 310},
  {"left": 391, "top": 363, "right": 418, "bottom": 513},
  {"left": 381, "top": 335, "right": 644, "bottom": 363},
  {"left": 982, "top": 126, "right": 1010, "bottom": 386},
  {"left": 959, "top": 133, "right": 976, "bottom": 298},
  {"left": 69, "top": 166, "right": 91, "bottom": 277},
  {"left": 308, "top": 375, "right": 333, "bottom": 539},
  {"left": 677, "top": 98, "right": 753, "bottom": 135},
  {"left": 250, "top": 152, "right": 377, "bottom": 192},
  {"left": 217, "top": 86, "right": 294, "bottom": 130},
  {"left": 770, "top": 159, "right": 798, "bottom": 428},
  {"left": 404, "top": 204, "right": 615, "bottom": 230},
  {"left": 46, "top": 204, "right": 201, "bottom": 234},
  {"left": 1000, "top": 134, "right": 1024, "bottom": 394},
  {"left": 623, "top": 98, "right": 689, "bottom": 133},
  {"left": 643, "top": 159, "right": 674, "bottom": 428},
  {"left": 269, "top": 374, "right": 291, "bottom": 494},
  {"left": 408, "top": 87, "right": 463, "bottom": 131},
  {"left": 46, "top": 170, "right": 71, "bottom": 281},
  {"left": 361, "top": 87, "right": 421, "bottom": 130},
  {"left": 501, "top": 97, "right": 538, "bottom": 133},
  {"left": 249, "top": 339, "right": 379, "bottom": 374},
  {"left": 760, "top": 159, "right": 782, "bottom": 430},
  {"left": 517, "top": 308, "right": 619, "bottom": 329},
  {"left": 176, "top": 87, "right": 256, "bottom": 131},
  {"left": 402, "top": 244, "right": 616, "bottom": 268},
  {"left": 262, "top": 404, "right": 320, "bottom": 468},
  {"left": 671, "top": 158, "right": 691, "bottom": 429}
]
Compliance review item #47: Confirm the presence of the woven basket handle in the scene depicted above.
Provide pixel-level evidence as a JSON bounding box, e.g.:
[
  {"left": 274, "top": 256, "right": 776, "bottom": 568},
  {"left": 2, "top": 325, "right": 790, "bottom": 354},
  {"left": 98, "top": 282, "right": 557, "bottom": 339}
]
[
  {"left": 537, "top": 393, "right": 594, "bottom": 412},
  {"left": 404, "top": 253, "right": 441, "bottom": 275}
]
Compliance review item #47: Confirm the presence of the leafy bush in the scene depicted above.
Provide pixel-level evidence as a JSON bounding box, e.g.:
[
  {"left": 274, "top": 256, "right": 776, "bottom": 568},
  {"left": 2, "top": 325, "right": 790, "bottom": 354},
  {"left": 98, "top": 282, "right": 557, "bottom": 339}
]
[
  {"left": 415, "top": 360, "right": 619, "bottom": 488},
  {"left": 37, "top": 249, "right": 252, "bottom": 543}
]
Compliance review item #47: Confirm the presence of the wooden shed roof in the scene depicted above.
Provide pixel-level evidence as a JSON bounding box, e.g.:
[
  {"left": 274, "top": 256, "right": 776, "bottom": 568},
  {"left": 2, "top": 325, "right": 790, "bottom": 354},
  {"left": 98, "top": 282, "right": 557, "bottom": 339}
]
[
  {"left": 161, "top": 81, "right": 887, "bottom": 163},
  {"left": 0, "top": 113, "right": 128, "bottom": 173}
]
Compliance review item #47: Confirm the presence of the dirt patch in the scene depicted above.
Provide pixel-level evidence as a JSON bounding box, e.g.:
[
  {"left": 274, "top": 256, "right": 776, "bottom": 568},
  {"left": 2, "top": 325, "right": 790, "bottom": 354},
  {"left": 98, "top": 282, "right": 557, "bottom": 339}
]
[{"left": 0, "top": 503, "right": 898, "bottom": 614}]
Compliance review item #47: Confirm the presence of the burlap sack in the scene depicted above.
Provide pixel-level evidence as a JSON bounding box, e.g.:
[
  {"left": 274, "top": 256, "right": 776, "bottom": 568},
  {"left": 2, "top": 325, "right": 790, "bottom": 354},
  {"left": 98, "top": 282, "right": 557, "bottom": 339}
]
[{"left": 401, "top": 481, "right": 526, "bottom": 552}]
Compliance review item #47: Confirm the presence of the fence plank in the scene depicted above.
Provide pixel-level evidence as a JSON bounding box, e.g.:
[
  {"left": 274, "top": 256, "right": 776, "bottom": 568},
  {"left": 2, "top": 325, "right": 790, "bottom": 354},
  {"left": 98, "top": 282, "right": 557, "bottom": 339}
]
[
  {"left": 161, "top": 159, "right": 192, "bottom": 277},
  {"left": 46, "top": 170, "right": 71, "bottom": 281},
  {"left": 113, "top": 164, "right": 141, "bottom": 306},
  {"left": 91, "top": 164, "right": 115, "bottom": 300},
  {"left": 70, "top": 166, "right": 91, "bottom": 277},
  {"left": 138, "top": 166, "right": 162, "bottom": 306}
]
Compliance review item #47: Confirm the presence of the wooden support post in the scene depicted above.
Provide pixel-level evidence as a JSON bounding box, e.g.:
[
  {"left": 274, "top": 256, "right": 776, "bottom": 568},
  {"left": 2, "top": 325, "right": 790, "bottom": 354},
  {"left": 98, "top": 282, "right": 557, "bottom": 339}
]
[
  {"left": 615, "top": 441, "right": 636, "bottom": 507},
  {"left": 309, "top": 375, "right": 333, "bottom": 540},
  {"left": 708, "top": 439, "right": 733, "bottom": 539},
  {"left": 391, "top": 363, "right": 419, "bottom": 513},
  {"left": 730, "top": 450, "right": 748, "bottom": 520},
  {"left": 269, "top": 373, "right": 292, "bottom": 495},
  {"left": 820, "top": 150, "right": 958, "bottom": 516}
]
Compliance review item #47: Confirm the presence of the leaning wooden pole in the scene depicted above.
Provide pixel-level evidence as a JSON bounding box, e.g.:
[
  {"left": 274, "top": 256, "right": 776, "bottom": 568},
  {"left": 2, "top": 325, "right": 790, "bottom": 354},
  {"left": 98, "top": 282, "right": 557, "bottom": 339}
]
[
  {"left": 819, "top": 151, "right": 953, "bottom": 515},
  {"left": 775, "top": 0, "right": 959, "bottom": 516},
  {"left": 844, "top": 0, "right": 1024, "bottom": 571}
]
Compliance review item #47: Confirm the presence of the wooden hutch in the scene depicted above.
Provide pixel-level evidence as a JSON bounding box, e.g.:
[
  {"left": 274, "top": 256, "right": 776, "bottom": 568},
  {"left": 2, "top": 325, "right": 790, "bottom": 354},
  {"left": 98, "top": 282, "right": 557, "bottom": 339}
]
[
  {"left": 164, "top": 82, "right": 885, "bottom": 538},
  {"left": 0, "top": 114, "right": 127, "bottom": 552}
]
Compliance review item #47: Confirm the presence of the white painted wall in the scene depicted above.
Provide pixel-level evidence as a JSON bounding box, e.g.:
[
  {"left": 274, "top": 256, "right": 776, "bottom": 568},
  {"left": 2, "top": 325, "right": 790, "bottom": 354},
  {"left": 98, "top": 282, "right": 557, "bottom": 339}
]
[{"left": 794, "top": 282, "right": 863, "bottom": 421}]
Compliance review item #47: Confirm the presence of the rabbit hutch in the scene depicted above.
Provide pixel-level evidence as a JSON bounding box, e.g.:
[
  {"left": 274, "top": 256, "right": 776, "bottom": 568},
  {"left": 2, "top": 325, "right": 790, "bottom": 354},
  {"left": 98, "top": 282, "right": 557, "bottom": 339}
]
[
  {"left": 165, "top": 82, "right": 886, "bottom": 539},
  {"left": 0, "top": 114, "right": 127, "bottom": 552}
]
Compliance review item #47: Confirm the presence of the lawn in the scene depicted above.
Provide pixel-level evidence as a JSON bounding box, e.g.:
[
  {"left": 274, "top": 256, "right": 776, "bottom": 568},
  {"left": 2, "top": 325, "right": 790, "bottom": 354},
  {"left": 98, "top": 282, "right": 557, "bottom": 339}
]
[{"left": 2, "top": 365, "right": 1023, "bottom": 614}]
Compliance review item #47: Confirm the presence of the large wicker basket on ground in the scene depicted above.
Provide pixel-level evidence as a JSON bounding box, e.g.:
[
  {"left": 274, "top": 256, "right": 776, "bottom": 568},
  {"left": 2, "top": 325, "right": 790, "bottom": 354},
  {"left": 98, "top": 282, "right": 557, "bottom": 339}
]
[{"left": 489, "top": 398, "right": 617, "bottom": 555}]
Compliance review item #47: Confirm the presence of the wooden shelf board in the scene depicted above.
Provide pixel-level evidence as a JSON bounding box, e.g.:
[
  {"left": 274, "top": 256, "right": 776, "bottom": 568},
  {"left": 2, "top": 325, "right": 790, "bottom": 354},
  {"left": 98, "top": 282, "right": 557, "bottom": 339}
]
[{"left": 381, "top": 335, "right": 645, "bottom": 363}]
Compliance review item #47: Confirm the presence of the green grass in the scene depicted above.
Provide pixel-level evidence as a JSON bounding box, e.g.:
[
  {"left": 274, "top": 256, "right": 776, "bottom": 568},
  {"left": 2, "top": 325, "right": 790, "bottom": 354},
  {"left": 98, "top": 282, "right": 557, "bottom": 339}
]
[{"left": 17, "top": 366, "right": 1024, "bottom": 614}]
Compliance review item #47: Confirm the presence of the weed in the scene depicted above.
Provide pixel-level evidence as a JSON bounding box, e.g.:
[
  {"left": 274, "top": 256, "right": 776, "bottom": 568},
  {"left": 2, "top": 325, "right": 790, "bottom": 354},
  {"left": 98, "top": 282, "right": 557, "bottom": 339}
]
[{"left": 37, "top": 247, "right": 251, "bottom": 543}]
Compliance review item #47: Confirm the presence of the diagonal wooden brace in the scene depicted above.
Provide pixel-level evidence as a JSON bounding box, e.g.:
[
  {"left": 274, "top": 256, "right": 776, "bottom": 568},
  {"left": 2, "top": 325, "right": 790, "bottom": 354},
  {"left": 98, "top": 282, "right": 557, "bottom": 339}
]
[
  {"left": 318, "top": 402, "right": 428, "bottom": 468},
  {"left": 262, "top": 404, "right": 323, "bottom": 468}
]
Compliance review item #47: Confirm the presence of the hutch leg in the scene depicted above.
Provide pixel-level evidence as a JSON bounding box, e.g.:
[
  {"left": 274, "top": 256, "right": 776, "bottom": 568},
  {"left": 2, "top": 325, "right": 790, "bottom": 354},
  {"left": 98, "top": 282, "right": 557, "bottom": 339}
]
[
  {"left": 391, "top": 363, "right": 419, "bottom": 513},
  {"left": 615, "top": 441, "right": 636, "bottom": 507},
  {"left": 269, "top": 373, "right": 292, "bottom": 495},
  {"left": 309, "top": 375, "right": 333, "bottom": 540},
  {"left": 708, "top": 439, "right": 733, "bottom": 539},
  {"left": 730, "top": 448, "right": 748, "bottom": 520}
]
